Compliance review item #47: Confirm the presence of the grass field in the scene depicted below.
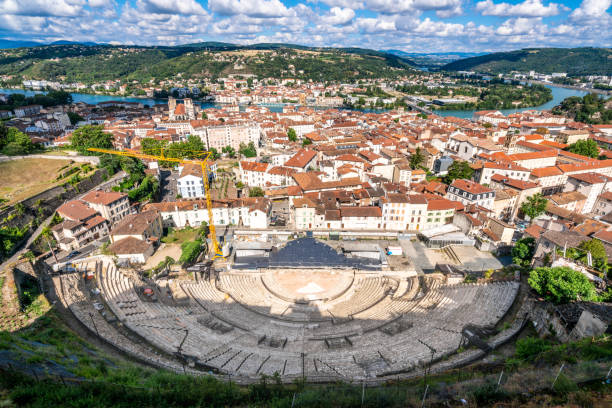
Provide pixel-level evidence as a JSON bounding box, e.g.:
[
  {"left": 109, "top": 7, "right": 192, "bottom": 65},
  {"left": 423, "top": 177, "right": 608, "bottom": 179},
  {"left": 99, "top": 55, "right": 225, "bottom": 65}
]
[
  {"left": 160, "top": 227, "right": 199, "bottom": 244},
  {"left": 0, "top": 158, "right": 73, "bottom": 206}
]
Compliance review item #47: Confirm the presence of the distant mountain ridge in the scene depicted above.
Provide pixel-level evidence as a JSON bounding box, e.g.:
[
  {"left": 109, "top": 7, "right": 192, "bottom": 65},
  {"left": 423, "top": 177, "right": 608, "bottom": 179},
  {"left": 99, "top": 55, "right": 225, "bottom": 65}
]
[
  {"left": 0, "top": 42, "right": 416, "bottom": 84},
  {"left": 442, "top": 47, "right": 612, "bottom": 75}
]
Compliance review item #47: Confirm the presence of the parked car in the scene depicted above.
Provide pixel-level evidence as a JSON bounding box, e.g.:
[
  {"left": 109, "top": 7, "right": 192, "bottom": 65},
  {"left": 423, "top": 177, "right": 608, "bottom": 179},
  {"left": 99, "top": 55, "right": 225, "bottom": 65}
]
[{"left": 66, "top": 250, "right": 80, "bottom": 260}]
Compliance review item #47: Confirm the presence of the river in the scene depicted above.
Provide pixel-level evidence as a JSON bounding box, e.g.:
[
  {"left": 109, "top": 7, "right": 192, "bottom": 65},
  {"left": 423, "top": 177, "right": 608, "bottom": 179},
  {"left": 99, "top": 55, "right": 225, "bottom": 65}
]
[
  {"left": 432, "top": 85, "right": 590, "bottom": 119},
  {"left": 0, "top": 84, "right": 592, "bottom": 118}
]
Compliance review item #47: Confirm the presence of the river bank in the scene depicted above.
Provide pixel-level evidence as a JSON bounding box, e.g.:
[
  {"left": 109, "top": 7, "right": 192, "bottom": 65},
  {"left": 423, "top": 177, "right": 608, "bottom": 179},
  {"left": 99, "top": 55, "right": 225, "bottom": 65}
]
[{"left": 0, "top": 84, "right": 593, "bottom": 119}]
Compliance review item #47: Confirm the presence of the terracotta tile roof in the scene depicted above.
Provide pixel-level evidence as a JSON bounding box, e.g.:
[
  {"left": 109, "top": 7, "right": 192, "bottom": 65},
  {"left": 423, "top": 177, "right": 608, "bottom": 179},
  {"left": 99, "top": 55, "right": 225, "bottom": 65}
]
[
  {"left": 57, "top": 200, "right": 97, "bottom": 222},
  {"left": 111, "top": 210, "right": 159, "bottom": 236},
  {"left": 84, "top": 215, "right": 107, "bottom": 229},
  {"left": 600, "top": 191, "right": 612, "bottom": 201},
  {"left": 267, "top": 166, "right": 297, "bottom": 176},
  {"left": 540, "top": 140, "right": 568, "bottom": 149},
  {"left": 82, "top": 190, "right": 127, "bottom": 206},
  {"left": 107, "top": 236, "right": 152, "bottom": 255},
  {"left": 508, "top": 150, "right": 558, "bottom": 161},
  {"left": 524, "top": 224, "right": 544, "bottom": 239},
  {"left": 572, "top": 219, "right": 607, "bottom": 236},
  {"left": 490, "top": 174, "right": 539, "bottom": 190},
  {"left": 292, "top": 173, "right": 361, "bottom": 192},
  {"left": 427, "top": 198, "right": 457, "bottom": 211},
  {"left": 179, "top": 163, "right": 203, "bottom": 178},
  {"left": 482, "top": 161, "right": 530, "bottom": 172},
  {"left": 558, "top": 159, "right": 612, "bottom": 174},
  {"left": 340, "top": 206, "right": 381, "bottom": 218},
  {"left": 383, "top": 193, "right": 410, "bottom": 204},
  {"left": 241, "top": 161, "right": 269, "bottom": 172},
  {"left": 530, "top": 166, "right": 563, "bottom": 178},
  {"left": 450, "top": 179, "right": 493, "bottom": 195},
  {"left": 593, "top": 230, "right": 612, "bottom": 245},
  {"left": 549, "top": 191, "right": 587, "bottom": 205},
  {"left": 284, "top": 149, "right": 316, "bottom": 168},
  {"left": 568, "top": 172, "right": 609, "bottom": 185}
]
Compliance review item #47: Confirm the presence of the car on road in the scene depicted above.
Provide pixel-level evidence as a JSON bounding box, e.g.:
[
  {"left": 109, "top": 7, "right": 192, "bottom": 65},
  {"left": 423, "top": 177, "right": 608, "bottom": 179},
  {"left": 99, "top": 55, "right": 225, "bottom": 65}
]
[{"left": 66, "top": 250, "right": 80, "bottom": 260}]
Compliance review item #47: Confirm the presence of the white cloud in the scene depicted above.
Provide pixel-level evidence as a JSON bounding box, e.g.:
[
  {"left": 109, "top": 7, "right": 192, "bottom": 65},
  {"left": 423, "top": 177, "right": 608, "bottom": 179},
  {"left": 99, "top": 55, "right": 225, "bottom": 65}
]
[
  {"left": 320, "top": 7, "right": 355, "bottom": 25},
  {"left": 0, "top": 0, "right": 85, "bottom": 17},
  {"left": 495, "top": 17, "right": 542, "bottom": 35},
  {"left": 355, "top": 16, "right": 397, "bottom": 33},
  {"left": 138, "top": 0, "right": 207, "bottom": 15},
  {"left": 570, "top": 0, "right": 612, "bottom": 21},
  {"left": 315, "top": 0, "right": 462, "bottom": 15},
  {"left": 88, "top": 0, "right": 112, "bottom": 7},
  {"left": 208, "top": 0, "right": 292, "bottom": 17},
  {"left": 476, "top": 0, "right": 561, "bottom": 17}
]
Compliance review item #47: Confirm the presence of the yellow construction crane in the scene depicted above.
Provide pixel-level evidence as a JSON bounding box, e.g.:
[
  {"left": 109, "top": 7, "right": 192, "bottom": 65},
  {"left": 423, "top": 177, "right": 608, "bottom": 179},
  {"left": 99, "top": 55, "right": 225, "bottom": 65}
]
[{"left": 88, "top": 147, "right": 224, "bottom": 259}]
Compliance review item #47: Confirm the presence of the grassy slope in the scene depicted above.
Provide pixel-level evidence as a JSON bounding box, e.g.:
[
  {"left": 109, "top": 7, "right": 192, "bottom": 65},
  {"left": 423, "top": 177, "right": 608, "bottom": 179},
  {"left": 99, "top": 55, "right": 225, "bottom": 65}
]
[
  {"left": 443, "top": 47, "right": 612, "bottom": 75},
  {"left": 0, "top": 44, "right": 415, "bottom": 83},
  {"left": 0, "top": 158, "right": 92, "bottom": 206}
]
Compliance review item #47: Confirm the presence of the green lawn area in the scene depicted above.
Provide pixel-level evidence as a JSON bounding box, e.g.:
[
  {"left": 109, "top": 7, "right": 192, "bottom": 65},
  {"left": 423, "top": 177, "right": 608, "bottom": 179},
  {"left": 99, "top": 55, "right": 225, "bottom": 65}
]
[{"left": 160, "top": 227, "right": 198, "bottom": 244}]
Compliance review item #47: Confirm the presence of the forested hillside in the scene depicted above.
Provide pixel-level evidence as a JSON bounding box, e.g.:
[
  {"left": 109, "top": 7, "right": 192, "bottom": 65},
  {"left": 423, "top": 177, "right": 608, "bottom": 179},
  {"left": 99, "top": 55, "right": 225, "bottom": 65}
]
[
  {"left": 0, "top": 43, "right": 415, "bottom": 84},
  {"left": 442, "top": 47, "right": 612, "bottom": 75}
]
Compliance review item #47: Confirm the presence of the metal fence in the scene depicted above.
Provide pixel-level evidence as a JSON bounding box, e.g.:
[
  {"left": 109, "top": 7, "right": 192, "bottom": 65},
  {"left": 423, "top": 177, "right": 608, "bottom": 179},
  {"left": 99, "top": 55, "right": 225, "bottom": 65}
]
[{"left": 2, "top": 356, "right": 610, "bottom": 407}]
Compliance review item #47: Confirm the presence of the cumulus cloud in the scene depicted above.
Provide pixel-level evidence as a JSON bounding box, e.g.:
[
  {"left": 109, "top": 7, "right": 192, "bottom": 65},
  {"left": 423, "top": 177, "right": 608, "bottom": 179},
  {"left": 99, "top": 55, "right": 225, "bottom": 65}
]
[
  {"left": 570, "top": 0, "right": 612, "bottom": 21},
  {"left": 0, "top": 0, "right": 85, "bottom": 17},
  {"left": 495, "top": 17, "right": 542, "bottom": 35},
  {"left": 476, "top": 0, "right": 562, "bottom": 17},
  {"left": 320, "top": 7, "right": 355, "bottom": 25},
  {"left": 139, "top": 0, "right": 208, "bottom": 15},
  {"left": 0, "top": 0, "right": 611, "bottom": 52},
  {"left": 208, "top": 0, "right": 292, "bottom": 18}
]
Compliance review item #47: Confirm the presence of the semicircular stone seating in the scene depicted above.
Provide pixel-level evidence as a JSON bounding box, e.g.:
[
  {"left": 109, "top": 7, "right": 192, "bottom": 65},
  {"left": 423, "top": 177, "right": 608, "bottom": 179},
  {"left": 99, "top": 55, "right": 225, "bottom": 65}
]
[{"left": 79, "top": 256, "right": 520, "bottom": 381}]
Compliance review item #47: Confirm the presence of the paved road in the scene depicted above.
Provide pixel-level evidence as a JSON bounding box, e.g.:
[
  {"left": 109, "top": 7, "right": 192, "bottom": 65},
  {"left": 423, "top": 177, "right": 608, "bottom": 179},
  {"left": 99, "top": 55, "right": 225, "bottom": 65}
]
[
  {"left": 50, "top": 238, "right": 108, "bottom": 265},
  {"left": 160, "top": 169, "right": 178, "bottom": 202},
  {"left": 0, "top": 171, "right": 126, "bottom": 273}
]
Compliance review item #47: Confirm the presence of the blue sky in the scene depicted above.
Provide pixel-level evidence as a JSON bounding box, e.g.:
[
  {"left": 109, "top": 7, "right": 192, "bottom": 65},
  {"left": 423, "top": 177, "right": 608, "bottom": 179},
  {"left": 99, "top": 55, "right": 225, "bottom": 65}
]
[{"left": 0, "top": 0, "right": 611, "bottom": 52}]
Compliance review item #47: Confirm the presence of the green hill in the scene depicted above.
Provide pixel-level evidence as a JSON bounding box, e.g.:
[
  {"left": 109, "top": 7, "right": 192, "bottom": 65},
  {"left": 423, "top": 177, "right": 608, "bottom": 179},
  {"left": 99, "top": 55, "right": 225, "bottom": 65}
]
[
  {"left": 442, "top": 47, "right": 612, "bottom": 75},
  {"left": 0, "top": 43, "right": 416, "bottom": 84}
]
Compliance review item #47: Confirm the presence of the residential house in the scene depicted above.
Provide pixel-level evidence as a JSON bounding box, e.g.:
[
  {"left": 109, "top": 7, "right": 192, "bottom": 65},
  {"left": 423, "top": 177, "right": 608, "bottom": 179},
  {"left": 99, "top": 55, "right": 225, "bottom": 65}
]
[
  {"left": 81, "top": 190, "right": 131, "bottom": 225},
  {"left": 446, "top": 179, "right": 495, "bottom": 210}
]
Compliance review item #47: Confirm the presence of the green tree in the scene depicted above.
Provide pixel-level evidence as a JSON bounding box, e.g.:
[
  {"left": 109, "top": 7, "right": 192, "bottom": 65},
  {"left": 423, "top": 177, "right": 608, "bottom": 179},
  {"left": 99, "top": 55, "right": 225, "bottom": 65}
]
[
  {"left": 222, "top": 146, "right": 236, "bottom": 158},
  {"left": 443, "top": 161, "right": 474, "bottom": 184},
  {"left": 302, "top": 138, "right": 312, "bottom": 147},
  {"left": 565, "top": 139, "right": 599, "bottom": 159},
  {"left": 249, "top": 187, "right": 264, "bottom": 197},
  {"left": 70, "top": 125, "right": 113, "bottom": 155},
  {"left": 409, "top": 147, "right": 424, "bottom": 170},
  {"left": 201, "top": 111, "right": 208, "bottom": 120},
  {"left": 528, "top": 266, "right": 597, "bottom": 304},
  {"left": 287, "top": 128, "right": 297, "bottom": 142},
  {"left": 520, "top": 193, "right": 548, "bottom": 220},
  {"left": 67, "top": 112, "right": 84, "bottom": 125},
  {"left": 209, "top": 147, "right": 220, "bottom": 160},
  {"left": 512, "top": 237, "right": 536, "bottom": 267},
  {"left": 239, "top": 142, "right": 257, "bottom": 158},
  {"left": 578, "top": 238, "right": 608, "bottom": 273},
  {"left": 0, "top": 125, "right": 38, "bottom": 156}
]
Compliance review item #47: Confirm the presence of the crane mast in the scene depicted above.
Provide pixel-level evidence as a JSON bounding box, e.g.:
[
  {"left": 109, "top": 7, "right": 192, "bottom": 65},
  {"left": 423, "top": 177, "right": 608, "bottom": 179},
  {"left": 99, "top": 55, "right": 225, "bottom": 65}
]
[{"left": 88, "top": 147, "right": 224, "bottom": 259}]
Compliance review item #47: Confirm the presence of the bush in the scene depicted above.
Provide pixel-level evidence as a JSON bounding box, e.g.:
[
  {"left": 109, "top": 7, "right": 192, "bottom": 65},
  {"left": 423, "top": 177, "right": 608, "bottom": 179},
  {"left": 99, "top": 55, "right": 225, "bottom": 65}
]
[
  {"left": 179, "top": 240, "right": 202, "bottom": 265},
  {"left": 528, "top": 266, "right": 597, "bottom": 304},
  {"left": 470, "top": 382, "right": 509, "bottom": 405},
  {"left": 515, "top": 337, "right": 552, "bottom": 361},
  {"left": 512, "top": 237, "right": 536, "bottom": 267}
]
